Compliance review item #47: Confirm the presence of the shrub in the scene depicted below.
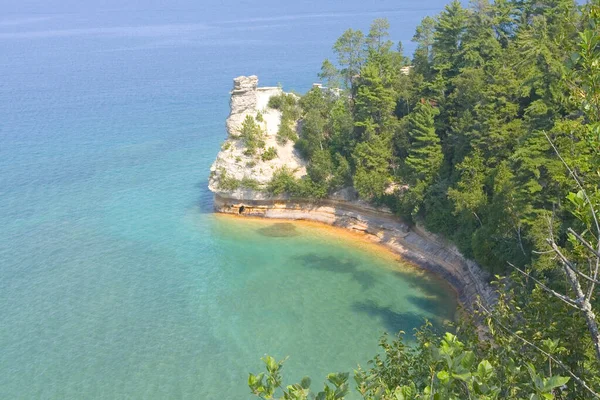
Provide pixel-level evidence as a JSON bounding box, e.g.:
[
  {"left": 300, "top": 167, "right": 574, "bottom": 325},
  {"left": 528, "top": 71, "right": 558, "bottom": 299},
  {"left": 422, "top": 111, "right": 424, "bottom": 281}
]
[
  {"left": 240, "top": 115, "right": 265, "bottom": 156},
  {"left": 296, "top": 177, "right": 328, "bottom": 199},
  {"left": 269, "top": 94, "right": 301, "bottom": 118},
  {"left": 277, "top": 120, "right": 298, "bottom": 144},
  {"left": 268, "top": 93, "right": 301, "bottom": 145},
  {"left": 217, "top": 168, "right": 262, "bottom": 191},
  {"left": 261, "top": 147, "right": 278, "bottom": 161},
  {"left": 217, "top": 168, "right": 240, "bottom": 191},
  {"left": 266, "top": 167, "right": 328, "bottom": 199},
  {"left": 268, "top": 94, "right": 283, "bottom": 110},
  {"left": 267, "top": 167, "right": 300, "bottom": 195},
  {"left": 240, "top": 177, "right": 262, "bottom": 190}
]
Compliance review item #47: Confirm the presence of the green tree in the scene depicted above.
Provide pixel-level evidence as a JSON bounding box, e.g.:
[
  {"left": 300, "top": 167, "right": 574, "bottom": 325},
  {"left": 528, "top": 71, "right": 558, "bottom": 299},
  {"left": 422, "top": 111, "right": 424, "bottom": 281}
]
[
  {"left": 447, "top": 149, "right": 487, "bottom": 225},
  {"left": 353, "top": 63, "right": 397, "bottom": 136},
  {"left": 296, "top": 109, "right": 327, "bottom": 159},
  {"left": 405, "top": 102, "right": 442, "bottom": 184},
  {"left": 412, "top": 16, "right": 436, "bottom": 78},
  {"left": 432, "top": 0, "right": 468, "bottom": 80},
  {"left": 318, "top": 59, "right": 341, "bottom": 89},
  {"left": 333, "top": 28, "right": 365, "bottom": 88},
  {"left": 240, "top": 115, "right": 265, "bottom": 156},
  {"left": 365, "top": 18, "right": 393, "bottom": 55},
  {"left": 352, "top": 130, "right": 392, "bottom": 199}
]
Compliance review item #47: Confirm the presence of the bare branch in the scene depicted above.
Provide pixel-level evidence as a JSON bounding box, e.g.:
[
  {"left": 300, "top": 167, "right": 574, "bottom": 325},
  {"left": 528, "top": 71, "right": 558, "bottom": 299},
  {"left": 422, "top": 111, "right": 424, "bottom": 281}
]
[
  {"left": 588, "top": 258, "right": 596, "bottom": 301},
  {"left": 531, "top": 249, "right": 556, "bottom": 255},
  {"left": 479, "top": 302, "right": 600, "bottom": 398},
  {"left": 518, "top": 225, "right": 526, "bottom": 256},
  {"left": 568, "top": 228, "right": 600, "bottom": 259},
  {"left": 507, "top": 262, "right": 580, "bottom": 308},
  {"left": 544, "top": 132, "right": 600, "bottom": 237},
  {"left": 547, "top": 240, "right": 600, "bottom": 286}
]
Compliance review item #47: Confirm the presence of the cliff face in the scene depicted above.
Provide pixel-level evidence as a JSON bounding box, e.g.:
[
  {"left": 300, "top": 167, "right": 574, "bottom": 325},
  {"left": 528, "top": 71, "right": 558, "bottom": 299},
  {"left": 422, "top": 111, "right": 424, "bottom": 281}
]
[
  {"left": 208, "top": 76, "right": 307, "bottom": 201},
  {"left": 208, "top": 76, "right": 495, "bottom": 310}
]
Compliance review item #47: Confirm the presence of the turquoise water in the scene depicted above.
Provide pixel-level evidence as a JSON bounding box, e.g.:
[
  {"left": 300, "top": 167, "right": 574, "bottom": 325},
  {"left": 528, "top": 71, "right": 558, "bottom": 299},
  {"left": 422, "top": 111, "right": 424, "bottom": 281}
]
[{"left": 0, "top": 1, "right": 456, "bottom": 398}]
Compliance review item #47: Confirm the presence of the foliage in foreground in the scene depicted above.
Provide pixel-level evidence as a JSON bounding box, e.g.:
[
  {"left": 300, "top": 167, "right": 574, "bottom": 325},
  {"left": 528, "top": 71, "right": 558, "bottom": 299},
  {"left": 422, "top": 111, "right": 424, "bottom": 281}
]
[{"left": 249, "top": 322, "right": 570, "bottom": 399}]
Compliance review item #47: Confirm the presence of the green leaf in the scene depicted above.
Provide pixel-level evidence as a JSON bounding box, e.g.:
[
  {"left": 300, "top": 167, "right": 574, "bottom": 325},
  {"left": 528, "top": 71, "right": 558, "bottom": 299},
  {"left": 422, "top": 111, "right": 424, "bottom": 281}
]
[
  {"left": 327, "top": 372, "right": 349, "bottom": 388},
  {"left": 452, "top": 372, "right": 472, "bottom": 382},
  {"left": 461, "top": 350, "right": 475, "bottom": 369},
  {"left": 437, "top": 370, "right": 450, "bottom": 383},
  {"left": 476, "top": 360, "right": 494, "bottom": 381},
  {"left": 334, "top": 382, "right": 349, "bottom": 399},
  {"left": 543, "top": 376, "right": 570, "bottom": 392},
  {"left": 263, "top": 355, "right": 279, "bottom": 374},
  {"left": 300, "top": 376, "right": 311, "bottom": 389}
]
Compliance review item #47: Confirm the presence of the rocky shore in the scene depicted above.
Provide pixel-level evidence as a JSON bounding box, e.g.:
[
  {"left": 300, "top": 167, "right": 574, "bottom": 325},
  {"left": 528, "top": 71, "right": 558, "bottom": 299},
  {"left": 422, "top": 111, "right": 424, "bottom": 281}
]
[{"left": 209, "top": 76, "right": 495, "bottom": 310}]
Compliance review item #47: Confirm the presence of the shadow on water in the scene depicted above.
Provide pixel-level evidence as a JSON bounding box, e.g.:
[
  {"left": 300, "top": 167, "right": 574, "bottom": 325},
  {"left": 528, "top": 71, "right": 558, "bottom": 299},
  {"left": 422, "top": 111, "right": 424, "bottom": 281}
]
[
  {"left": 257, "top": 223, "right": 300, "bottom": 237},
  {"left": 196, "top": 179, "right": 216, "bottom": 214},
  {"left": 352, "top": 300, "right": 425, "bottom": 335},
  {"left": 406, "top": 295, "right": 448, "bottom": 318},
  {"left": 390, "top": 266, "right": 453, "bottom": 317},
  {"left": 293, "top": 253, "right": 376, "bottom": 290}
]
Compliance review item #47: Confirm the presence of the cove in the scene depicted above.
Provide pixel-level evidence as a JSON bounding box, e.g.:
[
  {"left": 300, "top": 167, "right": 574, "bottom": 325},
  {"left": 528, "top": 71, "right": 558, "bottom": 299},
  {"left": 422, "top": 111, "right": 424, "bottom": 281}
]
[{"left": 208, "top": 215, "right": 457, "bottom": 397}]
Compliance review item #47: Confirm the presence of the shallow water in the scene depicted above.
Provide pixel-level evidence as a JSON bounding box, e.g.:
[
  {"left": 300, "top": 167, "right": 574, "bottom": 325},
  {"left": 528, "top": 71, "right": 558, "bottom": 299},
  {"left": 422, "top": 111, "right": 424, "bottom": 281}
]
[{"left": 1, "top": 0, "right": 457, "bottom": 398}]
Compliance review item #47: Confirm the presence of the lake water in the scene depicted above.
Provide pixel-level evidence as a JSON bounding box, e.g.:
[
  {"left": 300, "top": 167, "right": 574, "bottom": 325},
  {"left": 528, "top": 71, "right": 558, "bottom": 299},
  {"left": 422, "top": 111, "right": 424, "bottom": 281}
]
[{"left": 0, "top": 1, "right": 456, "bottom": 398}]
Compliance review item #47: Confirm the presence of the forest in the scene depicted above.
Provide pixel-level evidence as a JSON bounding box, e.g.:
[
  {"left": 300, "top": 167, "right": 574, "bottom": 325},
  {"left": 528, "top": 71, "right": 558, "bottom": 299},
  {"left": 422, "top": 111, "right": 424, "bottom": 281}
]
[{"left": 247, "top": 0, "right": 600, "bottom": 398}]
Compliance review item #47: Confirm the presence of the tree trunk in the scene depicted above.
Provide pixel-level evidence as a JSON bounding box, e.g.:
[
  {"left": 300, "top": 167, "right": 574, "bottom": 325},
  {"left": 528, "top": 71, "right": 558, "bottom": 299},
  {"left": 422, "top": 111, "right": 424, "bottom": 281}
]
[{"left": 562, "top": 263, "right": 600, "bottom": 362}]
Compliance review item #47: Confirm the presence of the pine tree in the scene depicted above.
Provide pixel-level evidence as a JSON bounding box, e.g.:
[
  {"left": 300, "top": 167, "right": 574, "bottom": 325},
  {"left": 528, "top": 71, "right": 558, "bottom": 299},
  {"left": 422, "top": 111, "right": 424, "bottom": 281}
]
[
  {"left": 317, "top": 59, "right": 340, "bottom": 89},
  {"left": 353, "top": 63, "right": 397, "bottom": 137},
  {"left": 447, "top": 149, "right": 487, "bottom": 223},
  {"left": 411, "top": 16, "right": 436, "bottom": 78},
  {"left": 405, "top": 102, "right": 443, "bottom": 184},
  {"left": 432, "top": 0, "right": 468, "bottom": 80},
  {"left": 365, "top": 18, "right": 393, "bottom": 56},
  {"left": 333, "top": 29, "right": 365, "bottom": 88},
  {"left": 352, "top": 127, "right": 392, "bottom": 199}
]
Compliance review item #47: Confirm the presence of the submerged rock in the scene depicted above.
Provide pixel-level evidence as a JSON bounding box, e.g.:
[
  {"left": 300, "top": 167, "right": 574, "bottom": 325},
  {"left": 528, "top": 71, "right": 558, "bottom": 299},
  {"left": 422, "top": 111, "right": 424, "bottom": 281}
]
[{"left": 257, "top": 222, "right": 300, "bottom": 237}]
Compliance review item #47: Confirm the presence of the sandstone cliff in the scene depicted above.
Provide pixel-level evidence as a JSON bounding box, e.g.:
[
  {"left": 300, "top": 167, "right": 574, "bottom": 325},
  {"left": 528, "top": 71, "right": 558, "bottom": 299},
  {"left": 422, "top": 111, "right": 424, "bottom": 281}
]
[
  {"left": 209, "top": 75, "right": 307, "bottom": 201},
  {"left": 208, "top": 76, "right": 495, "bottom": 310}
]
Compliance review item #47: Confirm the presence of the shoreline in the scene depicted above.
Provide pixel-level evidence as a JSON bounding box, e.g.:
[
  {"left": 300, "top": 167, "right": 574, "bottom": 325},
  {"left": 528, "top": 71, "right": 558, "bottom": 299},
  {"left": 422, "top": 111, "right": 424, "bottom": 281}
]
[
  {"left": 212, "top": 194, "right": 496, "bottom": 311},
  {"left": 215, "top": 212, "right": 460, "bottom": 312}
]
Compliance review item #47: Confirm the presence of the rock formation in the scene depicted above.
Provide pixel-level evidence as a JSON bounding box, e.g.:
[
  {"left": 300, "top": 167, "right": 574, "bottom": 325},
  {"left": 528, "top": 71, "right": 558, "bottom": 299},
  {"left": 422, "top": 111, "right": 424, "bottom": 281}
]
[
  {"left": 208, "top": 76, "right": 495, "bottom": 311},
  {"left": 209, "top": 76, "right": 307, "bottom": 201}
]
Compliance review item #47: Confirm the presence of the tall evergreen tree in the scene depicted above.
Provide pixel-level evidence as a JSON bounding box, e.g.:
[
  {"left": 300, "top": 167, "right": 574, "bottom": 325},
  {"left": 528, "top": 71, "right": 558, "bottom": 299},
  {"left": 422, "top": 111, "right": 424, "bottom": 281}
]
[
  {"left": 352, "top": 126, "right": 392, "bottom": 199},
  {"left": 412, "top": 16, "right": 436, "bottom": 78},
  {"left": 405, "top": 102, "right": 443, "bottom": 184},
  {"left": 333, "top": 29, "right": 365, "bottom": 88},
  {"left": 432, "top": 0, "right": 469, "bottom": 81},
  {"left": 353, "top": 63, "right": 397, "bottom": 137}
]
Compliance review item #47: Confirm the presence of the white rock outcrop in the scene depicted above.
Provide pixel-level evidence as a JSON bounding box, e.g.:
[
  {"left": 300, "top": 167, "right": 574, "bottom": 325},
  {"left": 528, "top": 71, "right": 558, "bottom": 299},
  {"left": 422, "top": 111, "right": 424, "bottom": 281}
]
[{"left": 208, "top": 76, "right": 307, "bottom": 200}]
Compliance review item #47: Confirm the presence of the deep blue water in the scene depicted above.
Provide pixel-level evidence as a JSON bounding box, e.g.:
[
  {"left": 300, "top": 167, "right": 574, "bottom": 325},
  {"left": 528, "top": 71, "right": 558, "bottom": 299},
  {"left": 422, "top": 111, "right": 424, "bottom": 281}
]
[{"left": 0, "top": 1, "right": 456, "bottom": 398}]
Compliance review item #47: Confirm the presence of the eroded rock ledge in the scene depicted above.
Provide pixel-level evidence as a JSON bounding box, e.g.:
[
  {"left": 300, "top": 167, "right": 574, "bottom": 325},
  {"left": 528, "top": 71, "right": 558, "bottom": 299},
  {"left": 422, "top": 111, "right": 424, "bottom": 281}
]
[
  {"left": 213, "top": 194, "right": 496, "bottom": 309},
  {"left": 209, "top": 76, "right": 495, "bottom": 311}
]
